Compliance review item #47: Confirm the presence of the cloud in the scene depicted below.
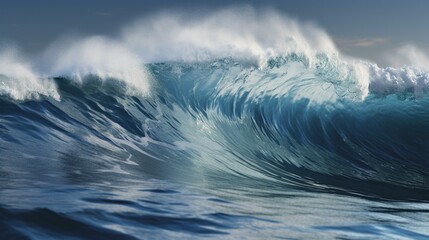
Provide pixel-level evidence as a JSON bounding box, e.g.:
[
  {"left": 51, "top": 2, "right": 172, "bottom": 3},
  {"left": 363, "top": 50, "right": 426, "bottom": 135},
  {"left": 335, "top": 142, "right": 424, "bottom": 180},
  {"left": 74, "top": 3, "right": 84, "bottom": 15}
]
[{"left": 335, "top": 37, "right": 387, "bottom": 47}]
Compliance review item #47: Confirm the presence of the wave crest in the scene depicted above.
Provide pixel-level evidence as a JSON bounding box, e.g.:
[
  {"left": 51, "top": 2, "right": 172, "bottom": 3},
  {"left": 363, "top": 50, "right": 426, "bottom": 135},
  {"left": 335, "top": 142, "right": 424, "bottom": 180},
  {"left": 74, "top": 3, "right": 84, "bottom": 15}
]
[
  {"left": 0, "top": 49, "right": 59, "bottom": 100},
  {"left": 3, "top": 8, "right": 429, "bottom": 102}
]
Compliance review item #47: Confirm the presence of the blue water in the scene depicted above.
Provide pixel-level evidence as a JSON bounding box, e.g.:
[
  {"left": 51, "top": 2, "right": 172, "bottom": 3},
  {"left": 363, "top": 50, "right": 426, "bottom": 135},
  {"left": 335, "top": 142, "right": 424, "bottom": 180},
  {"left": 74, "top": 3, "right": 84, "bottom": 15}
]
[{"left": 1, "top": 57, "right": 429, "bottom": 239}]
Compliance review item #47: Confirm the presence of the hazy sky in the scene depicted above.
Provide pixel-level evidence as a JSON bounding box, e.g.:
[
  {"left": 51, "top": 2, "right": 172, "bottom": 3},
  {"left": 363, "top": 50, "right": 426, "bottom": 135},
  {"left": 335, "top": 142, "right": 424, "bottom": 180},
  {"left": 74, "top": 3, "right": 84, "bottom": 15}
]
[{"left": 1, "top": 0, "right": 427, "bottom": 65}]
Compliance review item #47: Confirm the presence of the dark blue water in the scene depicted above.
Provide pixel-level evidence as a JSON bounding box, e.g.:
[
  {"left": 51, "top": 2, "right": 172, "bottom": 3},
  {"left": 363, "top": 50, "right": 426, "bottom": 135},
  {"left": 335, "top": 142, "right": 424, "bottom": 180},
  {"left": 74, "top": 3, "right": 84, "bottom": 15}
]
[{"left": 1, "top": 58, "right": 429, "bottom": 239}]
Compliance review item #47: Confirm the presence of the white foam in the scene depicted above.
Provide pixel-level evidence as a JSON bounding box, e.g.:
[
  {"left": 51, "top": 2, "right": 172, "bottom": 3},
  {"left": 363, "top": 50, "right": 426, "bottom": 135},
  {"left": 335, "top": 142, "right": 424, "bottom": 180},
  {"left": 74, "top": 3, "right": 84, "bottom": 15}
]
[
  {"left": 368, "top": 63, "right": 429, "bottom": 96},
  {"left": 2, "top": 7, "right": 429, "bottom": 101},
  {"left": 121, "top": 8, "right": 338, "bottom": 65},
  {"left": 0, "top": 49, "right": 59, "bottom": 101},
  {"left": 120, "top": 8, "right": 371, "bottom": 101},
  {"left": 43, "top": 36, "right": 151, "bottom": 95}
]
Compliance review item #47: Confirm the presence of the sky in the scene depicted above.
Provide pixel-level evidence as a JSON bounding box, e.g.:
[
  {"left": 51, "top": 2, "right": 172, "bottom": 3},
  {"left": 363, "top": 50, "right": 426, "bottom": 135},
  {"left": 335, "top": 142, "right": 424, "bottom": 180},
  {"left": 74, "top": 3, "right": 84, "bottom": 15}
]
[{"left": 0, "top": 0, "right": 427, "bottom": 66}]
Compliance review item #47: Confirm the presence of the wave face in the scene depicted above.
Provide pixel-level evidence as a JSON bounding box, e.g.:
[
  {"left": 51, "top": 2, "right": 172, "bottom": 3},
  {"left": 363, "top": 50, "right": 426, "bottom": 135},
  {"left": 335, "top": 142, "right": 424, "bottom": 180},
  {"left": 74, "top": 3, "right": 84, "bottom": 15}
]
[
  {"left": 1, "top": 9, "right": 429, "bottom": 239},
  {"left": 147, "top": 58, "right": 429, "bottom": 192}
]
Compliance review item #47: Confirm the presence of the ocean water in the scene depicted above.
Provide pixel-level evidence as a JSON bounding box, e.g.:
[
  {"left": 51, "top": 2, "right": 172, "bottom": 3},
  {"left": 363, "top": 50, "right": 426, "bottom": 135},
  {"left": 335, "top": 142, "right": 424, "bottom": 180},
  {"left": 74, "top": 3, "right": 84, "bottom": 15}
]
[{"left": 1, "top": 9, "right": 429, "bottom": 239}]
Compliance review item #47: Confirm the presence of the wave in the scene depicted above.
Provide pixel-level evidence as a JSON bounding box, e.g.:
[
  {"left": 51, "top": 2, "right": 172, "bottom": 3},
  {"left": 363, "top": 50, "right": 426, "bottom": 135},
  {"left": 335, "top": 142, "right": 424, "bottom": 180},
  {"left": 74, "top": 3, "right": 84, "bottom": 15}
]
[
  {"left": 1, "top": 57, "right": 429, "bottom": 200},
  {"left": 1, "top": 8, "right": 429, "bottom": 200}
]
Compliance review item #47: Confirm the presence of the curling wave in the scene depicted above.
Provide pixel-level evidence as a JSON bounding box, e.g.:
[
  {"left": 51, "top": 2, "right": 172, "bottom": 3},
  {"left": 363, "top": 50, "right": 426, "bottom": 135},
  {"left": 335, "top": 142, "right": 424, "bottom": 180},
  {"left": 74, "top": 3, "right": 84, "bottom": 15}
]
[
  {"left": 1, "top": 55, "right": 429, "bottom": 201},
  {"left": 1, "top": 9, "right": 429, "bottom": 201}
]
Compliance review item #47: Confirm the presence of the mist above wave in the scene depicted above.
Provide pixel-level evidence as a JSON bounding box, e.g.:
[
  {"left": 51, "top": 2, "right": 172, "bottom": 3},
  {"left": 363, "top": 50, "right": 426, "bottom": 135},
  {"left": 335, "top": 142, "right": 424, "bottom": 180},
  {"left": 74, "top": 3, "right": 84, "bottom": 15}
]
[{"left": 122, "top": 8, "right": 336, "bottom": 64}]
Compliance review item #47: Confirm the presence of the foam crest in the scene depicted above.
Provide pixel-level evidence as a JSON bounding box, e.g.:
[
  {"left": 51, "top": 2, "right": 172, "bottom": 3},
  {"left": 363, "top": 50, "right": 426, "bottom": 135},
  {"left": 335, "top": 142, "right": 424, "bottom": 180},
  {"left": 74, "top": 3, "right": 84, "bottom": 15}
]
[
  {"left": 0, "top": 49, "right": 59, "bottom": 100},
  {"left": 368, "top": 64, "right": 429, "bottom": 96},
  {"left": 119, "top": 8, "right": 377, "bottom": 101},
  {"left": 3, "top": 8, "right": 429, "bottom": 102},
  {"left": 44, "top": 36, "right": 151, "bottom": 95}
]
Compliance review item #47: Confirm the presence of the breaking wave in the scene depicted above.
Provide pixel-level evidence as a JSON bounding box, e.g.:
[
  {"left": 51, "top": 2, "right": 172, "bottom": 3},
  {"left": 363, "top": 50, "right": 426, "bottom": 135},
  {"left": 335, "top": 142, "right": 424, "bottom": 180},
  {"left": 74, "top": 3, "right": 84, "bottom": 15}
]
[{"left": 1, "top": 8, "right": 429, "bottom": 200}]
